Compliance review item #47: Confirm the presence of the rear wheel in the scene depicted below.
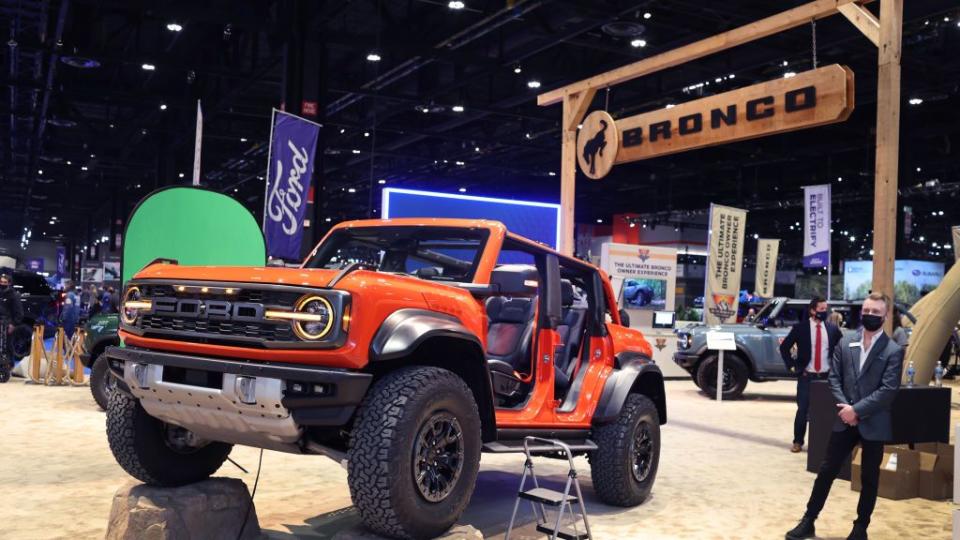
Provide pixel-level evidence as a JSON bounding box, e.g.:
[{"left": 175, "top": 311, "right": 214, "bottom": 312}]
[
  {"left": 106, "top": 389, "right": 232, "bottom": 486},
  {"left": 696, "top": 354, "right": 749, "bottom": 400},
  {"left": 590, "top": 393, "right": 661, "bottom": 506},
  {"left": 348, "top": 366, "right": 481, "bottom": 539}
]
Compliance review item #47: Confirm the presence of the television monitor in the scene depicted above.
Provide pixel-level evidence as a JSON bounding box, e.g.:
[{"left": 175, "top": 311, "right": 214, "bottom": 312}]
[{"left": 652, "top": 310, "right": 676, "bottom": 329}]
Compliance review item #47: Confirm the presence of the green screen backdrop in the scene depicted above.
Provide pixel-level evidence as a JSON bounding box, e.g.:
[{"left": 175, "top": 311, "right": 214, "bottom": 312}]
[{"left": 122, "top": 187, "right": 266, "bottom": 284}]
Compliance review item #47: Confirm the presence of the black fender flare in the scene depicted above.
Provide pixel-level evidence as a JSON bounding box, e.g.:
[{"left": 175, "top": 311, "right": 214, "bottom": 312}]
[
  {"left": 370, "top": 309, "right": 496, "bottom": 441},
  {"left": 83, "top": 335, "right": 120, "bottom": 368},
  {"left": 594, "top": 354, "right": 667, "bottom": 426}
]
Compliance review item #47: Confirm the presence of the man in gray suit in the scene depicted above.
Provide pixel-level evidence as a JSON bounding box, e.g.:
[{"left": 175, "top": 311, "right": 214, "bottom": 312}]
[{"left": 786, "top": 292, "right": 904, "bottom": 540}]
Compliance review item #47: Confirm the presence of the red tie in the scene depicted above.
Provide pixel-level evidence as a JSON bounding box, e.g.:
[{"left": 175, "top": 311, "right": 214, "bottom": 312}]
[{"left": 814, "top": 322, "right": 822, "bottom": 372}]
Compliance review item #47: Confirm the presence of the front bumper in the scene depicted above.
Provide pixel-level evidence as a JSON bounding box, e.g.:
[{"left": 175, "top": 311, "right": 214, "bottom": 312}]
[
  {"left": 105, "top": 346, "right": 372, "bottom": 452},
  {"left": 673, "top": 350, "right": 699, "bottom": 372}
]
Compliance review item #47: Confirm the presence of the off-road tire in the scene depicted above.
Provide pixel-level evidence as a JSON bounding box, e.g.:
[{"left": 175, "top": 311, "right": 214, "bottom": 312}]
[
  {"left": 90, "top": 353, "right": 115, "bottom": 411},
  {"left": 106, "top": 389, "right": 232, "bottom": 486},
  {"left": 347, "top": 366, "right": 482, "bottom": 540},
  {"left": 696, "top": 353, "right": 749, "bottom": 400},
  {"left": 590, "top": 393, "right": 661, "bottom": 506}
]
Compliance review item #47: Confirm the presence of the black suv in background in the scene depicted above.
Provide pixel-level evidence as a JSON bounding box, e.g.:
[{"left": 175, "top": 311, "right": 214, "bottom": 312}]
[{"left": 2, "top": 268, "right": 61, "bottom": 357}]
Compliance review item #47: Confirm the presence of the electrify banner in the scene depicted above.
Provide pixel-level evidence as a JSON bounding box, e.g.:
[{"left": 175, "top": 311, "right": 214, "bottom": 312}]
[
  {"left": 704, "top": 204, "right": 747, "bottom": 325},
  {"left": 754, "top": 238, "right": 779, "bottom": 298},
  {"left": 263, "top": 110, "right": 320, "bottom": 260},
  {"left": 802, "top": 184, "right": 831, "bottom": 268}
]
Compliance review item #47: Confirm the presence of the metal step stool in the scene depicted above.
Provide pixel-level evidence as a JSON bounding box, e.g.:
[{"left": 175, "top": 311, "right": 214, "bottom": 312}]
[{"left": 504, "top": 436, "right": 593, "bottom": 540}]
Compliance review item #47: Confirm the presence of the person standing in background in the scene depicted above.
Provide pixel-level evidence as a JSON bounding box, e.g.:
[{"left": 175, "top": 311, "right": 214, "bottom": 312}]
[
  {"left": 786, "top": 293, "right": 903, "bottom": 540},
  {"left": 779, "top": 297, "right": 843, "bottom": 453},
  {"left": 61, "top": 281, "right": 80, "bottom": 338}
]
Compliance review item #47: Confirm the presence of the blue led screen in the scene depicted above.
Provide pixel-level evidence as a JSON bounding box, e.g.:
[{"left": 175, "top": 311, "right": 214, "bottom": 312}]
[{"left": 382, "top": 188, "right": 561, "bottom": 250}]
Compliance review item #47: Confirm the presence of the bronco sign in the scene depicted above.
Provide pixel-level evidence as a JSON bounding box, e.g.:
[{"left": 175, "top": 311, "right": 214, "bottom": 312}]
[{"left": 576, "top": 64, "right": 854, "bottom": 179}]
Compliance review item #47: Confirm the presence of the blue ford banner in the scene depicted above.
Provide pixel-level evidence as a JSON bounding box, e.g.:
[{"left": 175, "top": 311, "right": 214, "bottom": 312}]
[
  {"left": 263, "top": 109, "right": 320, "bottom": 260},
  {"left": 56, "top": 246, "right": 67, "bottom": 277},
  {"left": 802, "top": 184, "right": 831, "bottom": 268}
]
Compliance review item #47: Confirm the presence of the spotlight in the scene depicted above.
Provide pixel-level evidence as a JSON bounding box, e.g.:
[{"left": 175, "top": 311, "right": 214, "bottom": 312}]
[
  {"left": 448, "top": 1, "right": 465, "bottom": 9},
  {"left": 451, "top": 104, "right": 464, "bottom": 112},
  {"left": 908, "top": 97, "right": 923, "bottom": 105},
  {"left": 459, "top": 187, "right": 467, "bottom": 193},
  {"left": 596, "top": 219, "right": 603, "bottom": 223},
  {"left": 366, "top": 52, "right": 381, "bottom": 62},
  {"left": 240, "top": 137, "right": 247, "bottom": 142},
  {"left": 513, "top": 65, "right": 522, "bottom": 74},
  {"left": 630, "top": 39, "right": 647, "bottom": 48},
  {"left": 179, "top": 173, "right": 185, "bottom": 178},
  {"left": 378, "top": 179, "right": 386, "bottom": 184},
  {"left": 643, "top": 12, "right": 652, "bottom": 19},
  {"left": 527, "top": 80, "right": 541, "bottom": 89},
  {"left": 783, "top": 71, "right": 797, "bottom": 78},
  {"left": 348, "top": 188, "right": 356, "bottom": 193},
  {"left": 166, "top": 23, "right": 183, "bottom": 32},
  {"left": 159, "top": 103, "right": 167, "bottom": 110},
  {"left": 141, "top": 63, "right": 156, "bottom": 71}
]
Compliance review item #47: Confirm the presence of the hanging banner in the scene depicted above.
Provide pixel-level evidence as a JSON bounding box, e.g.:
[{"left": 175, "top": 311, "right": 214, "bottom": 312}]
[
  {"left": 263, "top": 109, "right": 321, "bottom": 260},
  {"left": 576, "top": 64, "right": 855, "bottom": 179},
  {"left": 704, "top": 204, "right": 747, "bottom": 325},
  {"left": 802, "top": 184, "right": 831, "bottom": 268},
  {"left": 192, "top": 100, "right": 203, "bottom": 186},
  {"left": 600, "top": 243, "right": 678, "bottom": 312},
  {"left": 755, "top": 238, "right": 779, "bottom": 298},
  {"left": 56, "top": 246, "right": 67, "bottom": 277},
  {"left": 953, "top": 226, "right": 960, "bottom": 261}
]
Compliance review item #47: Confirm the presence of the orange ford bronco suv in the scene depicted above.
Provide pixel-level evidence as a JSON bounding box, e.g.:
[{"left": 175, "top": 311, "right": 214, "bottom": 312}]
[{"left": 104, "top": 218, "right": 666, "bottom": 539}]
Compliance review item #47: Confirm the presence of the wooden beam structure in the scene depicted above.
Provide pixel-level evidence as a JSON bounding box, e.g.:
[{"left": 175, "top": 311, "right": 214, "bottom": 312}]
[
  {"left": 871, "top": 0, "right": 903, "bottom": 330},
  {"left": 838, "top": 3, "right": 881, "bottom": 46},
  {"left": 541, "top": 0, "right": 874, "bottom": 255}
]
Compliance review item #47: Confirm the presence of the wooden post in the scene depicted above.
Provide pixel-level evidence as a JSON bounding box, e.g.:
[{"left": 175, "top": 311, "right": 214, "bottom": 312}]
[
  {"left": 871, "top": 0, "right": 903, "bottom": 331},
  {"left": 560, "top": 89, "right": 596, "bottom": 255}
]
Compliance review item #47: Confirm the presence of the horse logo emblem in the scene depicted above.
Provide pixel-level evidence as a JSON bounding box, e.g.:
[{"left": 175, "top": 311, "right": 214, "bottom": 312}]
[{"left": 576, "top": 110, "right": 619, "bottom": 180}]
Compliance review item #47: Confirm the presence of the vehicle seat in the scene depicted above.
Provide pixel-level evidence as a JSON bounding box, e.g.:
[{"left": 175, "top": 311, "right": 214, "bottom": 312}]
[
  {"left": 485, "top": 295, "right": 535, "bottom": 399},
  {"left": 555, "top": 280, "right": 587, "bottom": 392}
]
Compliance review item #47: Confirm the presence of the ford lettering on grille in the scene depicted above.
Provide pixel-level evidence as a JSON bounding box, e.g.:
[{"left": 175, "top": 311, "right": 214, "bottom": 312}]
[{"left": 152, "top": 297, "right": 265, "bottom": 321}]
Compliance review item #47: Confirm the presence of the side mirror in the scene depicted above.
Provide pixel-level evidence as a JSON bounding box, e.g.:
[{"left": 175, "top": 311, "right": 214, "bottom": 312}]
[{"left": 619, "top": 309, "right": 631, "bottom": 327}]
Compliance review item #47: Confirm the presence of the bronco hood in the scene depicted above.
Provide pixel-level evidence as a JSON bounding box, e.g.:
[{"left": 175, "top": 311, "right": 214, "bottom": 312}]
[{"left": 132, "top": 264, "right": 340, "bottom": 288}]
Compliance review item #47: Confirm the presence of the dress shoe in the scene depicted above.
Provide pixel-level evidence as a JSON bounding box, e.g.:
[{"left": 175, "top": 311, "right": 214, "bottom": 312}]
[
  {"left": 791, "top": 443, "right": 803, "bottom": 453},
  {"left": 785, "top": 517, "right": 816, "bottom": 539},
  {"left": 846, "top": 522, "right": 868, "bottom": 540}
]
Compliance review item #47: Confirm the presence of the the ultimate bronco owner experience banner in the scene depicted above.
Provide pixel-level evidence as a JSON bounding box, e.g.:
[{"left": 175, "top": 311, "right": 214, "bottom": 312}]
[
  {"left": 263, "top": 109, "right": 321, "bottom": 260},
  {"left": 704, "top": 204, "right": 747, "bottom": 325}
]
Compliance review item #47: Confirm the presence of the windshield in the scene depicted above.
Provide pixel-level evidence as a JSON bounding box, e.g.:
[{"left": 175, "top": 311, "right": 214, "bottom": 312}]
[
  {"left": 753, "top": 298, "right": 781, "bottom": 322},
  {"left": 304, "top": 226, "right": 489, "bottom": 283}
]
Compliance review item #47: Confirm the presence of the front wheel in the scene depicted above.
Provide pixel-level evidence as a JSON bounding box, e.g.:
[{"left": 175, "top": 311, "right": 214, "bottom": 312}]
[
  {"left": 106, "top": 390, "right": 232, "bottom": 486},
  {"left": 347, "top": 366, "right": 481, "bottom": 540},
  {"left": 696, "top": 354, "right": 749, "bottom": 400},
  {"left": 590, "top": 393, "right": 661, "bottom": 506}
]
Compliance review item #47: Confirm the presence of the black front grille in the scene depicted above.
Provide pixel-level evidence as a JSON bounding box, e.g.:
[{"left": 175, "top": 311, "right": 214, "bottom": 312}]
[
  {"left": 140, "top": 315, "right": 294, "bottom": 343},
  {"left": 139, "top": 284, "right": 301, "bottom": 307}
]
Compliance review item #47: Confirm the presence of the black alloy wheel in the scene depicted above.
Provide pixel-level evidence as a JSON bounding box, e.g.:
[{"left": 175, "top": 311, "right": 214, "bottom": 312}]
[
  {"left": 632, "top": 420, "right": 654, "bottom": 483},
  {"left": 412, "top": 412, "right": 465, "bottom": 503}
]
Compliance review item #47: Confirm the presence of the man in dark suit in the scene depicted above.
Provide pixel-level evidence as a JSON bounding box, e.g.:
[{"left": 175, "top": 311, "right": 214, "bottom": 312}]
[
  {"left": 786, "top": 293, "right": 904, "bottom": 540},
  {"left": 780, "top": 296, "right": 843, "bottom": 452}
]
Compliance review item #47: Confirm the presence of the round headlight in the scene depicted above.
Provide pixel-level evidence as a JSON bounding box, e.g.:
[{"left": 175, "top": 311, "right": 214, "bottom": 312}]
[
  {"left": 293, "top": 295, "right": 334, "bottom": 340},
  {"left": 121, "top": 287, "right": 143, "bottom": 325}
]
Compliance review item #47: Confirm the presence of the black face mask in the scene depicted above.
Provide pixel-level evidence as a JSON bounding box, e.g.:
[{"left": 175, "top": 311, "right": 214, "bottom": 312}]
[
  {"left": 0, "top": 284, "right": 8, "bottom": 291},
  {"left": 862, "top": 314, "right": 884, "bottom": 332},
  {"left": 815, "top": 311, "right": 829, "bottom": 322}
]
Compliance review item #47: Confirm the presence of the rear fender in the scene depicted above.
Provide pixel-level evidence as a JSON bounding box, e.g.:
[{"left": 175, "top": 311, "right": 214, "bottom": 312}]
[
  {"left": 594, "top": 357, "right": 666, "bottom": 425},
  {"left": 370, "top": 309, "right": 496, "bottom": 442}
]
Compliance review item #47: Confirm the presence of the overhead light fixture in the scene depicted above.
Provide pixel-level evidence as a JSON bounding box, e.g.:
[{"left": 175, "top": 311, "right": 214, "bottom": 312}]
[
  {"left": 782, "top": 60, "right": 789, "bottom": 66},
  {"left": 451, "top": 104, "right": 464, "bottom": 112},
  {"left": 378, "top": 179, "right": 386, "bottom": 184},
  {"left": 347, "top": 188, "right": 356, "bottom": 193},
  {"left": 448, "top": 1, "right": 465, "bottom": 9},
  {"left": 240, "top": 137, "right": 247, "bottom": 142},
  {"left": 527, "top": 80, "right": 541, "bottom": 89},
  {"left": 179, "top": 172, "right": 185, "bottom": 178},
  {"left": 159, "top": 103, "right": 167, "bottom": 110},
  {"left": 474, "top": 146, "right": 480, "bottom": 152},
  {"left": 916, "top": 167, "right": 922, "bottom": 172},
  {"left": 665, "top": 103, "right": 675, "bottom": 109},
  {"left": 37, "top": 169, "right": 43, "bottom": 175},
  {"left": 908, "top": 97, "right": 923, "bottom": 105},
  {"left": 366, "top": 52, "right": 381, "bottom": 62},
  {"left": 90, "top": 153, "right": 96, "bottom": 158},
  {"left": 352, "top": 149, "right": 361, "bottom": 154},
  {"left": 166, "top": 22, "right": 183, "bottom": 32},
  {"left": 783, "top": 71, "right": 797, "bottom": 78},
  {"left": 513, "top": 65, "right": 522, "bottom": 74},
  {"left": 596, "top": 219, "right": 603, "bottom": 223},
  {"left": 459, "top": 187, "right": 467, "bottom": 193},
  {"left": 363, "top": 131, "right": 370, "bottom": 137},
  {"left": 630, "top": 39, "right": 647, "bottom": 48},
  {"left": 339, "top": 128, "right": 345, "bottom": 134},
  {"left": 141, "top": 63, "right": 156, "bottom": 71},
  {"left": 81, "top": 166, "right": 88, "bottom": 171},
  {"left": 66, "top": 160, "right": 71, "bottom": 165},
  {"left": 643, "top": 12, "right": 652, "bottom": 19},
  {"left": 455, "top": 160, "right": 465, "bottom": 166},
  {"left": 548, "top": 171, "right": 556, "bottom": 176}
]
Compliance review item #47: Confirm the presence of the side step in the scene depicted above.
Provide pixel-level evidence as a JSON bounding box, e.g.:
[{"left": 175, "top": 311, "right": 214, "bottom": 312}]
[{"left": 483, "top": 439, "right": 597, "bottom": 454}]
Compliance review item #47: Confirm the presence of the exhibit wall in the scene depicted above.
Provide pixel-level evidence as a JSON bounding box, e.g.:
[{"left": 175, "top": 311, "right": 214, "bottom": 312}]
[{"left": 843, "top": 259, "right": 945, "bottom": 305}]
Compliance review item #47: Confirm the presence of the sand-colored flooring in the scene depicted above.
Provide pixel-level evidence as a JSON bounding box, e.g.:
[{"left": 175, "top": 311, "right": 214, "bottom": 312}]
[{"left": 0, "top": 378, "right": 954, "bottom": 539}]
